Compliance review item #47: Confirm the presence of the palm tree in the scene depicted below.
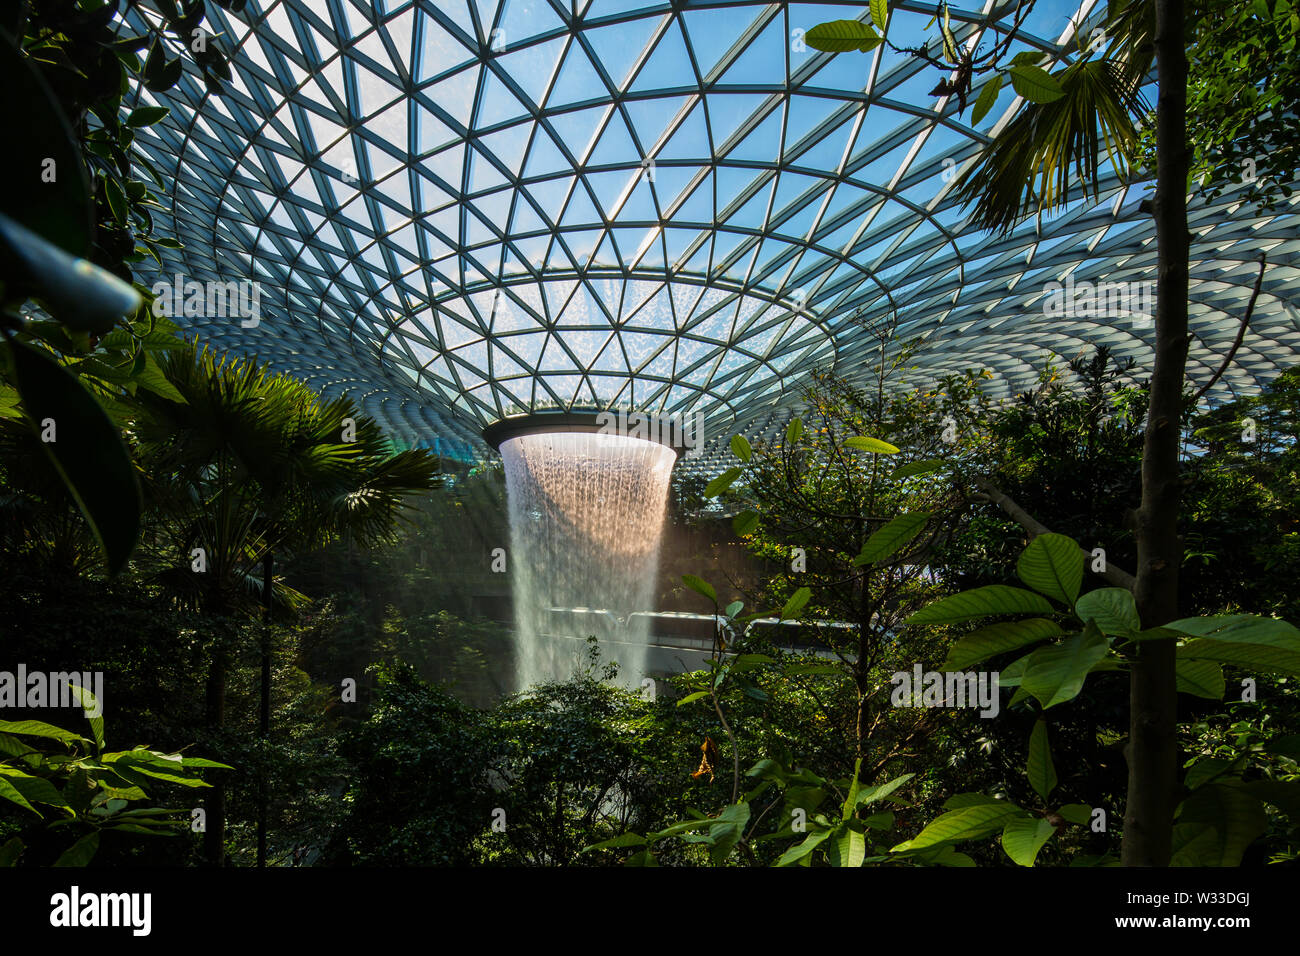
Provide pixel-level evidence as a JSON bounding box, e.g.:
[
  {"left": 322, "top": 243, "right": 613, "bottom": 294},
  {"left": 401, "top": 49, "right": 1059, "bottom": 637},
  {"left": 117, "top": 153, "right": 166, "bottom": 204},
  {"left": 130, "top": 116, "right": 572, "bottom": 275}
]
[{"left": 130, "top": 345, "right": 440, "bottom": 865}]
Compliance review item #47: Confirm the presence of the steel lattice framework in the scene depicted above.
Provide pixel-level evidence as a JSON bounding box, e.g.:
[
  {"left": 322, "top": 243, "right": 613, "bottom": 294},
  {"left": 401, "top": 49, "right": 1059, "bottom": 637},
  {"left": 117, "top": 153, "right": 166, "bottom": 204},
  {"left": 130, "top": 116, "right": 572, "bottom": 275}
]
[{"left": 122, "top": 0, "right": 1300, "bottom": 461}]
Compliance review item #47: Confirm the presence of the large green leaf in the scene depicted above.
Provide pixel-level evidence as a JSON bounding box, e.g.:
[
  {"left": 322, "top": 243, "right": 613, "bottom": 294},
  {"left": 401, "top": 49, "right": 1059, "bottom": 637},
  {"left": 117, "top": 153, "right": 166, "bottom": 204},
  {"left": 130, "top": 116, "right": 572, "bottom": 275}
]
[
  {"left": 1009, "top": 63, "right": 1065, "bottom": 103},
  {"left": 704, "top": 466, "right": 742, "bottom": 497},
  {"left": 66, "top": 684, "right": 104, "bottom": 752},
  {"left": 781, "top": 586, "right": 812, "bottom": 619},
  {"left": 842, "top": 759, "right": 863, "bottom": 819},
  {"left": 1019, "top": 622, "right": 1109, "bottom": 709},
  {"left": 1017, "top": 533, "right": 1083, "bottom": 604},
  {"left": 1175, "top": 659, "right": 1225, "bottom": 699},
  {"left": 854, "top": 773, "right": 914, "bottom": 809},
  {"left": 906, "top": 585, "right": 1055, "bottom": 628},
  {"left": 1027, "top": 721, "right": 1057, "bottom": 803},
  {"left": 0, "top": 36, "right": 92, "bottom": 256},
  {"left": 1057, "top": 804, "right": 1092, "bottom": 825},
  {"left": 9, "top": 339, "right": 142, "bottom": 575},
  {"left": 732, "top": 510, "right": 759, "bottom": 535},
  {"left": 1001, "top": 817, "right": 1056, "bottom": 866},
  {"left": 870, "top": 0, "right": 889, "bottom": 31},
  {"left": 0, "top": 777, "right": 39, "bottom": 817},
  {"left": 729, "top": 434, "right": 752, "bottom": 462},
  {"left": 805, "top": 19, "right": 882, "bottom": 53},
  {"left": 681, "top": 574, "right": 717, "bottom": 604},
  {"left": 1074, "top": 587, "right": 1140, "bottom": 636},
  {"left": 971, "top": 73, "right": 1003, "bottom": 124},
  {"left": 133, "top": 351, "right": 188, "bottom": 403},
  {"left": 53, "top": 832, "right": 100, "bottom": 867},
  {"left": 126, "top": 106, "right": 170, "bottom": 127},
  {"left": 1171, "top": 783, "right": 1267, "bottom": 867},
  {"left": 1177, "top": 641, "right": 1300, "bottom": 678},
  {"left": 0, "top": 719, "right": 91, "bottom": 745},
  {"left": 853, "top": 511, "right": 929, "bottom": 565},
  {"left": 0, "top": 213, "right": 141, "bottom": 334},
  {"left": 894, "top": 802, "right": 1025, "bottom": 850},
  {"left": 942, "top": 617, "right": 1064, "bottom": 670},
  {"left": 828, "top": 826, "right": 867, "bottom": 867},
  {"left": 0, "top": 768, "right": 70, "bottom": 810},
  {"left": 776, "top": 828, "right": 832, "bottom": 866},
  {"left": 584, "top": 833, "right": 647, "bottom": 851},
  {"left": 845, "top": 435, "right": 899, "bottom": 454},
  {"left": 707, "top": 802, "right": 750, "bottom": 864},
  {"left": 1164, "top": 614, "right": 1300, "bottom": 643}
]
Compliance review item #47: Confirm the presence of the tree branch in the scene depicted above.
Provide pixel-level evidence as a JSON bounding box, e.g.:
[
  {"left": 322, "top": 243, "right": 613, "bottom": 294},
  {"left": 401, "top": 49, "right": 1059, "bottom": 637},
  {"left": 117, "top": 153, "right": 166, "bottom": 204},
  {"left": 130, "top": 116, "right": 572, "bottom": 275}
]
[
  {"left": 1190, "top": 252, "right": 1266, "bottom": 404},
  {"left": 972, "top": 475, "right": 1137, "bottom": 591}
]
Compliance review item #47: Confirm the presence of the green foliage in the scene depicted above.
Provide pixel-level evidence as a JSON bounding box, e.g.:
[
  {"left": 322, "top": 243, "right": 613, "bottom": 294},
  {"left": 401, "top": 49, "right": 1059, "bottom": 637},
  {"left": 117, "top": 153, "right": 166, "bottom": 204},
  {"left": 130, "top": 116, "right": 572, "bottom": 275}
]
[
  {"left": 134, "top": 345, "right": 439, "bottom": 615},
  {"left": 589, "top": 754, "right": 921, "bottom": 868},
  {"left": 0, "top": 0, "right": 240, "bottom": 575},
  {"left": 327, "top": 663, "right": 496, "bottom": 866},
  {"left": 1139, "top": 0, "right": 1300, "bottom": 210},
  {"left": 902, "top": 529, "right": 1300, "bottom": 865},
  {"left": 0, "top": 688, "right": 227, "bottom": 866}
]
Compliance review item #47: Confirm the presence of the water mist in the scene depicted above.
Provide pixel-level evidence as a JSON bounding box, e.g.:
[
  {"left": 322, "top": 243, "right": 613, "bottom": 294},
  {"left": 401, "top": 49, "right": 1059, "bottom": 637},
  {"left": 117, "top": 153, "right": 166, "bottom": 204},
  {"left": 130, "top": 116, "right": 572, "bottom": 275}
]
[{"left": 498, "top": 429, "right": 676, "bottom": 691}]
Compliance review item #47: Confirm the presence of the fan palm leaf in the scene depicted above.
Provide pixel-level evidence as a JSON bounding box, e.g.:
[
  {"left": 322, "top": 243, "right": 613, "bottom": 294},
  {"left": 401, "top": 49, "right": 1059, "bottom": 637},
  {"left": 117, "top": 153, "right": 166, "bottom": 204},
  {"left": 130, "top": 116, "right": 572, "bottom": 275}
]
[{"left": 953, "top": 53, "right": 1150, "bottom": 234}]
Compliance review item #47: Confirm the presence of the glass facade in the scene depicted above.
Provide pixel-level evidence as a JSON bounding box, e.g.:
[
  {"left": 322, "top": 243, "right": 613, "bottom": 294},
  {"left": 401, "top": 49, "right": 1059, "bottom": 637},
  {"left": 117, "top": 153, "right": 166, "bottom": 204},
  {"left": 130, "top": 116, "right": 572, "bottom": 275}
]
[{"left": 124, "top": 0, "right": 1300, "bottom": 460}]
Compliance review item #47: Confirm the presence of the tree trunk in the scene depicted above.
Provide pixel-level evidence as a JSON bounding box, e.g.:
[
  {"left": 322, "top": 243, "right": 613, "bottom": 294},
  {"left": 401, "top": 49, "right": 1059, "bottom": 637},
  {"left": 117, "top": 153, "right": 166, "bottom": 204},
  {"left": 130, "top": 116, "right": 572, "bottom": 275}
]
[
  {"left": 203, "top": 651, "right": 226, "bottom": 867},
  {"left": 1122, "top": 0, "right": 1189, "bottom": 867},
  {"left": 257, "top": 551, "right": 273, "bottom": 868}
]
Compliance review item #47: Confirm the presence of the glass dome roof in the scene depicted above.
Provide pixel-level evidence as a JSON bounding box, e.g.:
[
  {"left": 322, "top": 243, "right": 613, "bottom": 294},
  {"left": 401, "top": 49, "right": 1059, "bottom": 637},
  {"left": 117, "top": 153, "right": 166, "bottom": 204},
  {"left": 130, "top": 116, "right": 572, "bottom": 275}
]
[{"left": 122, "top": 0, "right": 1300, "bottom": 455}]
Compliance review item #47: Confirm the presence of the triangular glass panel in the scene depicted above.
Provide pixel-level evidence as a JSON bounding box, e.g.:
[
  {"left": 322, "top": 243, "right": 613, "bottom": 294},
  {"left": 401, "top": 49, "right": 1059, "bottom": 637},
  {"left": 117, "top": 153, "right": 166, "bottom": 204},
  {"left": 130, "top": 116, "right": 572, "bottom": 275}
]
[
  {"left": 717, "top": 15, "right": 785, "bottom": 87},
  {"left": 477, "top": 70, "right": 532, "bottom": 127},
  {"left": 726, "top": 104, "right": 783, "bottom": 163},
  {"left": 583, "top": 17, "right": 659, "bottom": 90},
  {"left": 547, "top": 105, "right": 608, "bottom": 163},
  {"left": 496, "top": 36, "right": 567, "bottom": 106},
  {"left": 478, "top": 123, "right": 531, "bottom": 174},
  {"left": 705, "top": 93, "right": 770, "bottom": 151},
  {"left": 623, "top": 95, "right": 692, "bottom": 152},
  {"left": 629, "top": 21, "right": 693, "bottom": 93},
  {"left": 547, "top": 43, "right": 607, "bottom": 108},
  {"left": 682, "top": 6, "right": 755, "bottom": 78},
  {"left": 425, "top": 64, "right": 481, "bottom": 128},
  {"left": 585, "top": 168, "right": 635, "bottom": 218},
  {"left": 783, "top": 94, "right": 842, "bottom": 155},
  {"left": 588, "top": 113, "right": 640, "bottom": 168},
  {"left": 655, "top": 99, "right": 709, "bottom": 162},
  {"left": 560, "top": 183, "right": 602, "bottom": 226},
  {"left": 522, "top": 129, "right": 573, "bottom": 179}
]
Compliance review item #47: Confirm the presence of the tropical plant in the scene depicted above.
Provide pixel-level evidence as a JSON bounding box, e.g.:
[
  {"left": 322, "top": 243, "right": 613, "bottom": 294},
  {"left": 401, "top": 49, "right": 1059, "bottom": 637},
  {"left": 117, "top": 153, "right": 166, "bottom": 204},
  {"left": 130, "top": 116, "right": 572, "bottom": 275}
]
[
  {"left": 1, "top": 0, "right": 239, "bottom": 574},
  {"left": 130, "top": 344, "right": 440, "bottom": 864},
  {"left": 806, "top": 0, "right": 1300, "bottom": 865},
  {"left": 900, "top": 531, "right": 1300, "bottom": 865},
  {"left": 0, "top": 686, "right": 229, "bottom": 866}
]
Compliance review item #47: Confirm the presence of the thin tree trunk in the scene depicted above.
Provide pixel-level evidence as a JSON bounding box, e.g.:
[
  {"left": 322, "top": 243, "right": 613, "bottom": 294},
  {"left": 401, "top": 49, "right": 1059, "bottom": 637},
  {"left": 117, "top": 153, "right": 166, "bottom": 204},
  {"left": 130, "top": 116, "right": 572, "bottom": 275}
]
[
  {"left": 203, "top": 651, "right": 226, "bottom": 867},
  {"left": 257, "top": 551, "right": 273, "bottom": 867},
  {"left": 1122, "top": 0, "right": 1189, "bottom": 867}
]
